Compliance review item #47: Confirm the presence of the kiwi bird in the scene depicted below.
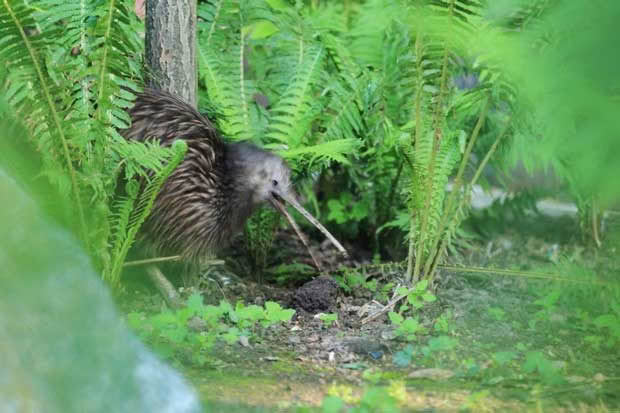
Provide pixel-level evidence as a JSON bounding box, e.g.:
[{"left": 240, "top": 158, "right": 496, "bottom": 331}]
[{"left": 121, "top": 89, "right": 345, "bottom": 267}]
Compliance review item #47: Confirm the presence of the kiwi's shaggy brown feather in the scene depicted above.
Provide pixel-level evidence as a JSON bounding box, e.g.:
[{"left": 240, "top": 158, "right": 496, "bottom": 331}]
[{"left": 121, "top": 89, "right": 266, "bottom": 264}]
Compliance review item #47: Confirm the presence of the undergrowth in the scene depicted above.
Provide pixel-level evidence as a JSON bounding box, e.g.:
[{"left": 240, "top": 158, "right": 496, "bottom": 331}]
[
  {"left": 3, "top": 0, "right": 617, "bottom": 290},
  {"left": 128, "top": 292, "right": 295, "bottom": 366}
]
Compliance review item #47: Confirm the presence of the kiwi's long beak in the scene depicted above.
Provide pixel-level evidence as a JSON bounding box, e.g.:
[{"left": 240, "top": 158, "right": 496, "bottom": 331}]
[{"left": 269, "top": 190, "right": 347, "bottom": 264}]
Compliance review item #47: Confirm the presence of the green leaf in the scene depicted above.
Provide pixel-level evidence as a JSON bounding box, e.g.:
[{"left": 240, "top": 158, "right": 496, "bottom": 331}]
[
  {"left": 186, "top": 293, "right": 204, "bottom": 313},
  {"left": 318, "top": 313, "right": 338, "bottom": 327},
  {"left": 248, "top": 20, "right": 279, "bottom": 39},
  {"left": 399, "top": 317, "right": 421, "bottom": 336},
  {"left": 221, "top": 327, "right": 242, "bottom": 345},
  {"left": 263, "top": 301, "right": 295, "bottom": 325},
  {"left": 388, "top": 311, "right": 403, "bottom": 326},
  {"left": 415, "top": 280, "right": 429, "bottom": 292},
  {"left": 407, "top": 295, "right": 423, "bottom": 309},
  {"left": 396, "top": 287, "right": 409, "bottom": 296}
]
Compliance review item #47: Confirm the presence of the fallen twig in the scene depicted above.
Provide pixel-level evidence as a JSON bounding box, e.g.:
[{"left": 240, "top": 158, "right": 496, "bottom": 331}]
[{"left": 123, "top": 255, "right": 225, "bottom": 267}]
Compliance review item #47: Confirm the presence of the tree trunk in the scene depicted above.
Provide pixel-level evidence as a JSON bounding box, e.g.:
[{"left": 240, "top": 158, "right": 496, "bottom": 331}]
[
  {"left": 145, "top": 0, "right": 197, "bottom": 107},
  {"left": 143, "top": 0, "right": 197, "bottom": 308}
]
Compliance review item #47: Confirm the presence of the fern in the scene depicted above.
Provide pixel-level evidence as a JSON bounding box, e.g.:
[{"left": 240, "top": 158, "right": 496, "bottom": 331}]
[
  {"left": 197, "top": 0, "right": 272, "bottom": 141},
  {"left": 407, "top": 126, "right": 461, "bottom": 265},
  {"left": 320, "top": 72, "right": 365, "bottom": 140},
  {"left": 390, "top": 0, "right": 488, "bottom": 282},
  {"left": 266, "top": 46, "right": 325, "bottom": 146},
  {"left": 244, "top": 207, "right": 280, "bottom": 277},
  {"left": 1, "top": 0, "right": 88, "bottom": 240},
  {"left": 279, "top": 138, "right": 360, "bottom": 167},
  {"left": 104, "top": 140, "right": 187, "bottom": 287},
  {"left": 0, "top": 0, "right": 184, "bottom": 288}
]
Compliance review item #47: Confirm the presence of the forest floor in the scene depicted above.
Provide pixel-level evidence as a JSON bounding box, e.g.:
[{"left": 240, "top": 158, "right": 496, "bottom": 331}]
[{"left": 120, "top": 206, "right": 620, "bottom": 412}]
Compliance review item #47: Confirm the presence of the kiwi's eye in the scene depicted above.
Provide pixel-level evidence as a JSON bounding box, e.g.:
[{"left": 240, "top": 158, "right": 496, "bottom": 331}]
[{"left": 272, "top": 180, "right": 278, "bottom": 187}]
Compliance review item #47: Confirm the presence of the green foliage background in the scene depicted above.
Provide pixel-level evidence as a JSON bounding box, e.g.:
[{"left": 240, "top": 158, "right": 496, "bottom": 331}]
[{"left": 1, "top": 0, "right": 618, "bottom": 286}]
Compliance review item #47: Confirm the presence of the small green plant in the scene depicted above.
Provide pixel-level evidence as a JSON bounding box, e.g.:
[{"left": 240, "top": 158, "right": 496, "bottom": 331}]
[
  {"left": 128, "top": 300, "right": 220, "bottom": 366},
  {"left": 220, "top": 327, "right": 243, "bottom": 345},
  {"left": 388, "top": 280, "right": 438, "bottom": 341},
  {"left": 361, "top": 368, "right": 386, "bottom": 385},
  {"left": 392, "top": 344, "right": 415, "bottom": 368},
  {"left": 262, "top": 301, "right": 296, "bottom": 327},
  {"left": 433, "top": 310, "right": 453, "bottom": 333},
  {"left": 128, "top": 294, "right": 295, "bottom": 366},
  {"left": 318, "top": 313, "right": 338, "bottom": 328},
  {"left": 388, "top": 312, "right": 423, "bottom": 341},
  {"left": 333, "top": 268, "right": 382, "bottom": 295},
  {"left": 243, "top": 207, "right": 281, "bottom": 276},
  {"left": 420, "top": 336, "right": 457, "bottom": 359},
  {"left": 396, "top": 280, "right": 437, "bottom": 314},
  {"left": 377, "top": 282, "right": 396, "bottom": 303},
  {"left": 228, "top": 302, "right": 266, "bottom": 330},
  {"left": 530, "top": 289, "right": 562, "bottom": 328}
]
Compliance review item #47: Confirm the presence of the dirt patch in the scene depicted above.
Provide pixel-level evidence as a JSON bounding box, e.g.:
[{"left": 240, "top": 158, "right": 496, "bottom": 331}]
[{"left": 292, "top": 276, "right": 340, "bottom": 313}]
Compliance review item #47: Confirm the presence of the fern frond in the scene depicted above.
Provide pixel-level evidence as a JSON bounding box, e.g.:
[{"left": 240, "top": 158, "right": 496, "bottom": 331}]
[
  {"left": 321, "top": 74, "right": 364, "bottom": 142},
  {"left": 198, "top": 0, "right": 224, "bottom": 46},
  {"left": 104, "top": 140, "right": 188, "bottom": 287},
  {"left": 92, "top": 0, "right": 142, "bottom": 129},
  {"left": 266, "top": 46, "right": 325, "bottom": 146},
  {"left": 197, "top": 0, "right": 273, "bottom": 141},
  {"left": 489, "top": 0, "right": 558, "bottom": 30},
  {"left": 407, "top": 127, "right": 461, "bottom": 252},
  {"left": 279, "top": 138, "right": 360, "bottom": 168},
  {"left": 0, "top": 0, "right": 87, "bottom": 240},
  {"left": 109, "top": 134, "right": 184, "bottom": 180},
  {"left": 348, "top": 0, "right": 406, "bottom": 67}
]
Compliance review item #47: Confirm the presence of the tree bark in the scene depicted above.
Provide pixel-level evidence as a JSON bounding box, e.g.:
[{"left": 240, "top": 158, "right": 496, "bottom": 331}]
[
  {"left": 145, "top": 0, "right": 197, "bottom": 107},
  {"left": 143, "top": 0, "right": 197, "bottom": 308}
]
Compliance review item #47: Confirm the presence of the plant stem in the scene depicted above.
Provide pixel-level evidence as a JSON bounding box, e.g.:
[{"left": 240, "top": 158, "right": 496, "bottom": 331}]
[
  {"left": 412, "top": 0, "right": 455, "bottom": 282},
  {"left": 428, "top": 118, "right": 511, "bottom": 278},
  {"left": 423, "top": 96, "right": 490, "bottom": 278},
  {"left": 406, "top": 27, "right": 425, "bottom": 281},
  {"left": 469, "top": 119, "right": 511, "bottom": 187}
]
